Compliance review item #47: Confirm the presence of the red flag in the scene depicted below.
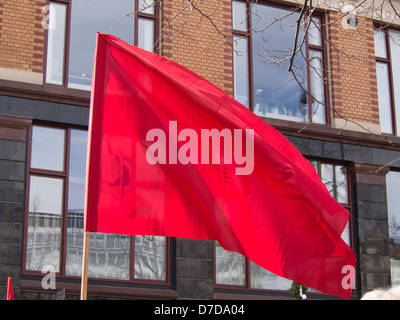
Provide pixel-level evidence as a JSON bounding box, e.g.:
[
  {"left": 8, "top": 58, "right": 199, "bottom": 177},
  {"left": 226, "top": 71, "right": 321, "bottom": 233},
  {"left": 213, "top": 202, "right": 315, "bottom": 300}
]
[
  {"left": 7, "top": 277, "right": 13, "bottom": 300},
  {"left": 85, "top": 33, "right": 356, "bottom": 299}
]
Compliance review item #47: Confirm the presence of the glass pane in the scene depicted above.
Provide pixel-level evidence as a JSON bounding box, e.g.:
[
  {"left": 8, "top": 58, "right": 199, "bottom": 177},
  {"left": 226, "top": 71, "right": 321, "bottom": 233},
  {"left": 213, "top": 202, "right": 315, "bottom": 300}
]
[
  {"left": 26, "top": 176, "right": 63, "bottom": 271},
  {"left": 134, "top": 236, "right": 166, "bottom": 280},
  {"left": 309, "top": 50, "right": 326, "bottom": 124},
  {"left": 250, "top": 261, "right": 292, "bottom": 290},
  {"left": 321, "top": 163, "right": 334, "bottom": 195},
  {"left": 88, "top": 233, "right": 130, "bottom": 280},
  {"left": 251, "top": 4, "right": 307, "bottom": 122},
  {"left": 138, "top": 18, "right": 155, "bottom": 52},
  {"left": 31, "top": 126, "right": 65, "bottom": 171},
  {"left": 233, "top": 35, "right": 249, "bottom": 108},
  {"left": 376, "top": 62, "right": 394, "bottom": 134},
  {"left": 139, "top": 0, "right": 155, "bottom": 14},
  {"left": 374, "top": 30, "right": 387, "bottom": 59},
  {"left": 341, "top": 220, "right": 351, "bottom": 246},
  {"left": 68, "top": 0, "right": 135, "bottom": 90},
  {"left": 389, "top": 30, "right": 400, "bottom": 137},
  {"left": 321, "top": 164, "right": 348, "bottom": 203},
  {"left": 309, "top": 159, "right": 319, "bottom": 173},
  {"left": 387, "top": 171, "right": 400, "bottom": 244},
  {"left": 215, "top": 242, "right": 245, "bottom": 286},
  {"left": 387, "top": 171, "right": 400, "bottom": 286},
  {"left": 65, "top": 130, "right": 88, "bottom": 276},
  {"left": 308, "top": 16, "right": 322, "bottom": 47},
  {"left": 45, "top": 2, "right": 67, "bottom": 85},
  {"left": 334, "top": 165, "right": 348, "bottom": 203},
  {"left": 67, "top": 129, "right": 88, "bottom": 212},
  {"left": 392, "top": 259, "right": 400, "bottom": 286},
  {"left": 232, "top": 0, "right": 247, "bottom": 32}
]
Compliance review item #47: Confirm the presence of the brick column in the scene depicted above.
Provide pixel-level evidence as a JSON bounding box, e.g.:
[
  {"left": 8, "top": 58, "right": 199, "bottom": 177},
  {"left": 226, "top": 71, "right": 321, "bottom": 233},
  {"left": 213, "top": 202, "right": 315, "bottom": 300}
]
[
  {"left": 351, "top": 162, "right": 391, "bottom": 297},
  {"left": 328, "top": 12, "right": 380, "bottom": 131},
  {"left": 0, "top": 114, "right": 31, "bottom": 300}
]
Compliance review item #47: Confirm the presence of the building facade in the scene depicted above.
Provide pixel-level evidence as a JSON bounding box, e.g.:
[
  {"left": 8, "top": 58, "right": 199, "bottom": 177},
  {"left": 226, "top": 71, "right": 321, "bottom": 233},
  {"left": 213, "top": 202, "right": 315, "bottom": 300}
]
[{"left": 0, "top": 0, "right": 399, "bottom": 300}]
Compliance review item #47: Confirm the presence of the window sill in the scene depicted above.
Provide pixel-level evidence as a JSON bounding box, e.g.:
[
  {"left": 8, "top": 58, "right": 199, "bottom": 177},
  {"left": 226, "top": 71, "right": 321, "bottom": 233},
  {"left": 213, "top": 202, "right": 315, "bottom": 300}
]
[
  {"left": 0, "top": 79, "right": 90, "bottom": 107},
  {"left": 20, "top": 278, "right": 177, "bottom": 300}
]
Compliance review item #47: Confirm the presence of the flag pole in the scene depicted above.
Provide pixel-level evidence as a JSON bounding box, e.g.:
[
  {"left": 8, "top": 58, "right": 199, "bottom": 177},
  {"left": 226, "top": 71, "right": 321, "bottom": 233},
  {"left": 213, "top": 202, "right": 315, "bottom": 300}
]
[{"left": 80, "top": 231, "right": 90, "bottom": 300}]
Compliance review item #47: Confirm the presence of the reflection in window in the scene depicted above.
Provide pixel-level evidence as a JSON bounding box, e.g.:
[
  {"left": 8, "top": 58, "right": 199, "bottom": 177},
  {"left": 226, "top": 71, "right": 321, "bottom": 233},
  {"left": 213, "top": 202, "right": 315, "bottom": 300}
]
[
  {"left": 215, "top": 242, "right": 245, "bottom": 286},
  {"left": 251, "top": 4, "right": 307, "bottom": 121},
  {"left": 26, "top": 176, "right": 64, "bottom": 272},
  {"left": 134, "top": 236, "right": 166, "bottom": 280},
  {"left": 387, "top": 171, "right": 400, "bottom": 286},
  {"left": 320, "top": 163, "right": 348, "bottom": 204},
  {"left": 45, "top": 0, "right": 158, "bottom": 90},
  {"left": 250, "top": 261, "right": 292, "bottom": 290},
  {"left": 45, "top": 2, "right": 67, "bottom": 85},
  {"left": 232, "top": 2, "right": 326, "bottom": 124}
]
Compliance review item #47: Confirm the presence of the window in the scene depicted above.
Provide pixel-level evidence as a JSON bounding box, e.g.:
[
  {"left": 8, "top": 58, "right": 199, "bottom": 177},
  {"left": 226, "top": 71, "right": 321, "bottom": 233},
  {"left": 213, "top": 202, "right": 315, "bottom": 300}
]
[
  {"left": 24, "top": 125, "right": 168, "bottom": 283},
  {"left": 387, "top": 171, "right": 400, "bottom": 286},
  {"left": 232, "top": 1, "right": 327, "bottom": 124},
  {"left": 215, "top": 160, "right": 352, "bottom": 292},
  {"left": 374, "top": 29, "right": 400, "bottom": 136},
  {"left": 45, "top": 0, "right": 158, "bottom": 90}
]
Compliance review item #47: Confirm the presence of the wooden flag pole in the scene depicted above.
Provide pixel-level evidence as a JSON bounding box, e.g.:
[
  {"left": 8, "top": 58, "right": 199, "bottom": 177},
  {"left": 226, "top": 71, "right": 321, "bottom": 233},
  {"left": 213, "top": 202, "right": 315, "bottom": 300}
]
[{"left": 80, "top": 231, "right": 90, "bottom": 300}]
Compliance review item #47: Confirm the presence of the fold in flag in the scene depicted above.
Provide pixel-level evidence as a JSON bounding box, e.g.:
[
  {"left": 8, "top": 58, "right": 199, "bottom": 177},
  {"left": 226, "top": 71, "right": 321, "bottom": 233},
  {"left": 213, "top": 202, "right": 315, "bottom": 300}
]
[
  {"left": 7, "top": 277, "right": 13, "bottom": 300},
  {"left": 85, "top": 33, "right": 356, "bottom": 299}
]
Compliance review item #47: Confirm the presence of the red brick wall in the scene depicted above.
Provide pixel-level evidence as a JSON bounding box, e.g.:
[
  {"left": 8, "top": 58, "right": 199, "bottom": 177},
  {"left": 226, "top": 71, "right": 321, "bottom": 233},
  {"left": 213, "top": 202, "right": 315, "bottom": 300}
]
[
  {"left": 161, "top": 0, "right": 233, "bottom": 96},
  {"left": 0, "top": 0, "right": 46, "bottom": 73},
  {"left": 328, "top": 11, "right": 380, "bottom": 125}
]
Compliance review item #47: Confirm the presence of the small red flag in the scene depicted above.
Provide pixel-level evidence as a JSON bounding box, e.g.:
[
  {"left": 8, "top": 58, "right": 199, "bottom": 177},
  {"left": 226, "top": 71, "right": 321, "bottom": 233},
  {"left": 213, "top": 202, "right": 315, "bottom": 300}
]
[
  {"left": 84, "top": 33, "right": 356, "bottom": 299},
  {"left": 7, "top": 277, "right": 13, "bottom": 300}
]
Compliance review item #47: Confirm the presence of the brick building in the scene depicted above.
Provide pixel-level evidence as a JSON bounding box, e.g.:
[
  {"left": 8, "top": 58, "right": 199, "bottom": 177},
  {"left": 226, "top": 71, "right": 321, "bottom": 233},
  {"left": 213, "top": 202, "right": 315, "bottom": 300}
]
[{"left": 0, "top": 0, "right": 399, "bottom": 300}]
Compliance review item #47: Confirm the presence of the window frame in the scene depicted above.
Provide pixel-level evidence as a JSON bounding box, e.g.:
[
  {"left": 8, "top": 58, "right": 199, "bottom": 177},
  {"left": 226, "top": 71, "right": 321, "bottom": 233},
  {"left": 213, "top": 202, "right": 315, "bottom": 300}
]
[
  {"left": 374, "top": 26, "right": 399, "bottom": 136},
  {"left": 232, "top": 0, "right": 329, "bottom": 125},
  {"left": 214, "top": 159, "right": 354, "bottom": 295},
  {"left": 43, "top": 0, "right": 159, "bottom": 91},
  {"left": 22, "top": 124, "right": 171, "bottom": 287}
]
